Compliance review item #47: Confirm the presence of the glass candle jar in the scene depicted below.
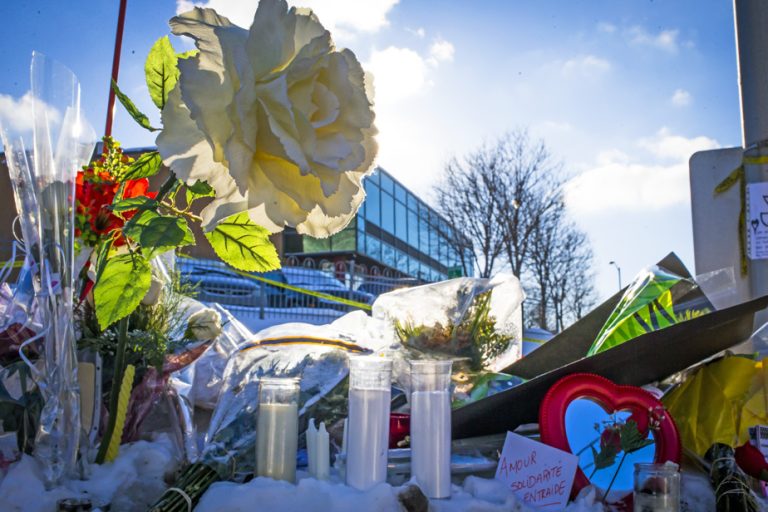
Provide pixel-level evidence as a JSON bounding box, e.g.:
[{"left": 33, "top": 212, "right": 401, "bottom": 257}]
[
  {"left": 410, "top": 359, "right": 453, "bottom": 499},
  {"left": 633, "top": 463, "right": 680, "bottom": 512},
  {"left": 346, "top": 356, "right": 392, "bottom": 490},
  {"left": 256, "top": 377, "right": 300, "bottom": 482}
]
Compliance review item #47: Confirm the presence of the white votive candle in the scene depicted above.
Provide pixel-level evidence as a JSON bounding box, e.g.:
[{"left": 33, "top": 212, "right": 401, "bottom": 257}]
[{"left": 256, "top": 377, "right": 300, "bottom": 482}]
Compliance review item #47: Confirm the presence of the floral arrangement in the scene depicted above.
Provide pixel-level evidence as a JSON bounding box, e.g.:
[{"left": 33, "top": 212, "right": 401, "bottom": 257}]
[{"left": 0, "top": 0, "right": 376, "bottom": 496}]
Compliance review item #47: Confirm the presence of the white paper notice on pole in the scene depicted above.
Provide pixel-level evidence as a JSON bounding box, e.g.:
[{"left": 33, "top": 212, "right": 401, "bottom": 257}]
[
  {"left": 747, "top": 182, "right": 768, "bottom": 260},
  {"left": 495, "top": 432, "right": 578, "bottom": 509}
]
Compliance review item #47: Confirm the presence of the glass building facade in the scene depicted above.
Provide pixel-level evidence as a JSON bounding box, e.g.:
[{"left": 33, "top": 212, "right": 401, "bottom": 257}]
[{"left": 283, "top": 167, "right": 475, "bottom": 282}]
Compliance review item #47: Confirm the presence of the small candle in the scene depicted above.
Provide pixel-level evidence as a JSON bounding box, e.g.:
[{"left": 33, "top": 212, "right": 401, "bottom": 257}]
[
  {"left": 256, "top": 378, "right": 300, "bottom": 482},
  {"left": 316, "top": 422, "right": 330, "bottom": 480},
  {"left": 306, "top": 419, "right": 318, "bottom": 476}
]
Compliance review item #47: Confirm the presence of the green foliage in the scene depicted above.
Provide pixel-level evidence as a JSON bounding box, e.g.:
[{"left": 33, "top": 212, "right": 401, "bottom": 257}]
[
  {"left": 111, "top": 196, "right": 158, "bottom": 213},
  {"left": 111, "top": 79, "right": 158, "bottom": 132},
  {"left": 94, "top": 252, "right": 152, "bottom": 330},
  {"left": 205, "top": 212, "right": 281, "bottom": 272},
  {"left": 591, "top": 443, "right": 617, "bottom": 471},
  {"left": 139, "top": 215, "right": 194, "bottom": 258},
  {"left": 145, "top": 36, "right": 179, "bottom": 110},
  {"left": 620, "top": 420, "right": 655, "bottom": 453},
  {"left": 121, "top": 151, "right": 163, "bottom": 180},
  {"left": 186, "top": 179, "right": 215, "bottom": 204},
  {"left": 394, "top": 290, "right": 513, "bottom": 370}
]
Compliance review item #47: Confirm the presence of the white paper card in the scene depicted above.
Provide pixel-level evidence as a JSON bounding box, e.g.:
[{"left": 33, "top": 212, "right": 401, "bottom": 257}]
[
  {"left": 747, "top": 182, "right": 768, "bottom": 260},
  {"left": 495, "top": 432, "right": 578, "bottom": 509}
]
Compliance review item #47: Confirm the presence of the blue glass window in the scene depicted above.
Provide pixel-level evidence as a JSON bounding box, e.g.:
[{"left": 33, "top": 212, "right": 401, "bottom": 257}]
[
  {"left": 382, "top": 242, "right": 395, "bottom": 267},
  {"left": 395, "top": 200, "right": 407, "bottom": 240},
  {"left": 395, "top": 182, "right": 407, "bottom": 203},
  {"left": 381, "top": 192, "right": 395, "bottom": 234},
  {"left": 381, "top": 173, "right": 395, "bottom": 194},
  {"left": 407, "top": 209, "right": 419, "bottom": 249},
  {"left": 364, "top": 182, "right": 381, "bottom": 226},
  {"left": 367, "top": 235, "right": 382, "bottom": 261}
]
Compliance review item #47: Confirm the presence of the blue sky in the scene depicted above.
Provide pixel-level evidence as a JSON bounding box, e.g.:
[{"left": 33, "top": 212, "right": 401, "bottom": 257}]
[{"left": 0, "top": 0, "right": 742, "bottom": 301}]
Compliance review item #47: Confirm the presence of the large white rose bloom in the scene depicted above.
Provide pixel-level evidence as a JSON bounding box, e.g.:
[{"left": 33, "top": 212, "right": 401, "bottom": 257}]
[{"left": 157, "top": 0, "right": 377, "bottom": 237}]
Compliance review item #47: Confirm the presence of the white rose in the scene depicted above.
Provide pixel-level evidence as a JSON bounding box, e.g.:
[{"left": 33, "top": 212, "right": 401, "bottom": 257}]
[
  {"left": 185, "top": 308, "right": 222, "bottom": 341},
  {"left": 157, "top": 0, "right": 377, "bottom": 237}
]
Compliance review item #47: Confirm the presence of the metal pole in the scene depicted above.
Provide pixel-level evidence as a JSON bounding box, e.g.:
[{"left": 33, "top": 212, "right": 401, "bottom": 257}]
[
  {"left": 104, "top": 0, "right": 128, "bottom": 137},
  {"left": 734, "top": 0, "right": 768, "bottom": 327},
  {"left": 609, "top": 261, "right": 622, "bottom": 291}
]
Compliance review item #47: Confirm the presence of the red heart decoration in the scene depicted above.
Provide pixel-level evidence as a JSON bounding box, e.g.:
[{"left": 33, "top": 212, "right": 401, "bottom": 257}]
[{"left": 539, "top": 373, "right": 681, "bottom": 506}]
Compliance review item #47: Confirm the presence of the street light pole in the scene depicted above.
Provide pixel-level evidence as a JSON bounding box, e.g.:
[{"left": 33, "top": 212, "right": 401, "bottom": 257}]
[{"left": 609, "top": 261, "right": 622, "bottom": 291}]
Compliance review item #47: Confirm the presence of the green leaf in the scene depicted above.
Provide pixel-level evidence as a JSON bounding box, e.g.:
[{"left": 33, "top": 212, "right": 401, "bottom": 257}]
[
  {"left": 111, "top": 79, "right": 158, "bottom": 132},
  {"left": 122, "top": 209, "right": 160, "bottom": 242},
  {"left": 185, "top": 179, "right": 215, "bottom": 205},
  {"left": 592, "top": 443, "right": 618, "bottom": 470},
  {"left": 177, "top": 49, "right": 199, "bottom": 60},
  {"left": 205, "top": 212, "right": 281, "bottom": 272},
  {"left": 139, "top": 215, "right": 194, "bottom": 257},
  {"left": 122, "top": 151, "right": 162, "bottom": 181},
  {"left": 620, "top": 420, "right": 655, "bottom": 454},
  {"left": 111, "top": 196, "right": 157, "bottom": 213},
  {"left": 145, "top": 36, "right": 179, "bottom": 110},
  {"left": 94, "top": 253, "right": 152, "bottom": 329}
]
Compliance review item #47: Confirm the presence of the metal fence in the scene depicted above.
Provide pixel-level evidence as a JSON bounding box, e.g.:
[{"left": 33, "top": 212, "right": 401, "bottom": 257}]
[{"left": 177, "top": 256, "right": 418, "bottom": 332}]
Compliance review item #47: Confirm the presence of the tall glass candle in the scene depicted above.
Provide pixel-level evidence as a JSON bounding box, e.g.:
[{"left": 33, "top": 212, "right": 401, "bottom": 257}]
[
  {"left": 346, "top": 356, "right": 392, "bottom": 490},
  {"left": 410, "top": 359, "right": 453, "bottom": 499},
  {"left": 256, "top": 377, "right": 300, "bottom": 482}
]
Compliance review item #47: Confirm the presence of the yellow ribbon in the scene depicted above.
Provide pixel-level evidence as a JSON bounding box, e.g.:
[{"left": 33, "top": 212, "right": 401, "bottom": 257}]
[{"left": 714, "top": 155, "right": 768, "bottom": 277}]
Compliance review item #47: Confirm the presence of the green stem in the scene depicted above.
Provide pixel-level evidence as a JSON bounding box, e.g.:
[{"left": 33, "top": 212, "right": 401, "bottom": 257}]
[
  {"left": 603, "top": 452, "right": 627, "bottom": 502},
  {"left": 95, "top": 316, "right": 129, "bottom": 464},
  {"left": 155, "top": 172, "right": 178, "bottom": 203}
]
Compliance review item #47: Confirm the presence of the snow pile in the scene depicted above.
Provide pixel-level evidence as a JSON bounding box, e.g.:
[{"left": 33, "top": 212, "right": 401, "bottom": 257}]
[
  {"left": 196, "top": 473, "right": 603, "bottom": 512},
  {"left": 0, "top": 435, "right": 179, "bottom": 511}
]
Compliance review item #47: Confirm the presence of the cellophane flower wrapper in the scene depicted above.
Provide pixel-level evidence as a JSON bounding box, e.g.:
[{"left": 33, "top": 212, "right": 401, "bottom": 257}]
[
  {"left": 586, "top": 263, "right": 725, "bottom": 356},
  {"left": 371, "top": 274, "right": 524, "bottom": 396},
  {"left": 0, "top": 52, "right": 96, "bottom": 485}
]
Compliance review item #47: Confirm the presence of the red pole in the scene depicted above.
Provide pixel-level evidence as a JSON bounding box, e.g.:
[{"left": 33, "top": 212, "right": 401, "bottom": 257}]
[{"left": 104, "top": 0, "right": 128, "bottom": 137}]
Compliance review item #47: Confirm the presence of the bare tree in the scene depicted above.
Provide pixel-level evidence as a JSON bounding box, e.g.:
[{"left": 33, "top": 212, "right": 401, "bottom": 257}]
[
  {"left": 496, "top": 131, "right": 563, "bottom": 278},
  {"left": 434, "top": 148, "right": 507, "bottom": 277}
]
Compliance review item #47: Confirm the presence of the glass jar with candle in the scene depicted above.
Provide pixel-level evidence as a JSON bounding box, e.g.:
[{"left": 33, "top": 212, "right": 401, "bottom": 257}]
[
  {"left": 256, "top": 377, "right": 300, "bottom": 482},
  {"left": 633, "top": 462, "right": 680, "bottom": 512},
  {"left": 410, "top": 359, "right": 453, "bottom": 499},
  {"left": 346, "top": 355, "right": 392, "bottom": 490}
]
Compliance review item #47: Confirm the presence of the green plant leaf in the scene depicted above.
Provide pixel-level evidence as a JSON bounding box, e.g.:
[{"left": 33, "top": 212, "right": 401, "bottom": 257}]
[
  {"left": 145, "top": 36, "right": 179, "bottom": 110},
  {"left": 111, "top": 79, "right": 158, "bottom": 132},
  {"left": 620, "top": 420, "right": 655, "bottom": 454},
  {"left": 122, "top": 151, "right": 163, "bottom": 181},
  {"left": 592, "top": 443, "right": 618, "bottom": 470},
  {"left": 94, "top": 253, "right": 152, "bottom": 329},
  {"left": 177, "top": 49, "right": 199, "bottom": 60},
  {"left": 185, "top": 179, "right": 215, "bottom": 204},
  {"left": 122, "top": 209, "right": 159, "bottom": 242},
  {"left": 140, "top": 215, "right": 194, "bottom": 257},
  {"left": 205, "top": 212, "right": 281, "bottom": 272},
  {"left": 111, "top": 196, "right": 157, "bottom": 213}
]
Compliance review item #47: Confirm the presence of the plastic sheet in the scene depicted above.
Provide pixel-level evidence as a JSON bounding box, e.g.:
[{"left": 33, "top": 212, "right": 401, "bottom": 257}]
[{"left": 0, "top": 52, "right": 97, "bottom": 485}]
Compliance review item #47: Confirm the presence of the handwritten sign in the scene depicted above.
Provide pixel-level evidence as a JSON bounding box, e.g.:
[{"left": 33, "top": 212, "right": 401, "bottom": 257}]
[
  {"left": 747, "top": 182, "right": 768, "bottom": 260},
  {"left": 495, "top": 432, "right": 578, "bottom": 509}
]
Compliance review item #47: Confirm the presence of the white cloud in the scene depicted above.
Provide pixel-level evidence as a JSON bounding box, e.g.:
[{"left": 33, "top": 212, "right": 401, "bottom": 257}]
[
  {"left": 638, "top": 127, "right": 718, "bottom": 162},
  {"left": 628, "top": 26, "right": 681, "bottom": 53},
  {"left": 0, "top": 92, "right": 60, "bottom": 134},
  {"left": 565, "top": 129, "right": 720, "bottom": 215},
  {"left": 407, "top": 27, "right": 426, "bottom": 38},
  {"left": 670, "top": 88, "right": 692, "bottom": 107},
  {"left": 561, "top": 55, "right": 611, "bottom": 77},
  {"left": 428, "top": 38, "right": 455, "bottom": 66},
  {"left": 175, "top": 0, "right": 399, "bottom": 40},
  {"left": 597, "top": 22, "right": 616, "bottom": 33},
  {"left": 366, "top": 46, "right": 432, "bottom": 104}
]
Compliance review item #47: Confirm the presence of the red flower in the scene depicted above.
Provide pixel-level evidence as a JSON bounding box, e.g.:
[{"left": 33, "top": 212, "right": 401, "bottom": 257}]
[
  {"left": 75, "top": 168, "right": 156, "bottom": 246},
  {"left": 735, "top": 442, "right": 768, "bottom": 481},
  {"left": 600, "top": 426, "right": 622, "bottom": 452}
]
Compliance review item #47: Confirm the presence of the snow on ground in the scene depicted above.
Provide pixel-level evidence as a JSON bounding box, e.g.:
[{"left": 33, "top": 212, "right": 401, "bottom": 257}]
[
  {"left": 196, "top": 471, "right": 604, "bottom": 512},
  {"left": 0, "top": 436, "right": 722, "bottom": 511},
  {"left": 0, "top": 435, "right": 179, "bottom": 512}
]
